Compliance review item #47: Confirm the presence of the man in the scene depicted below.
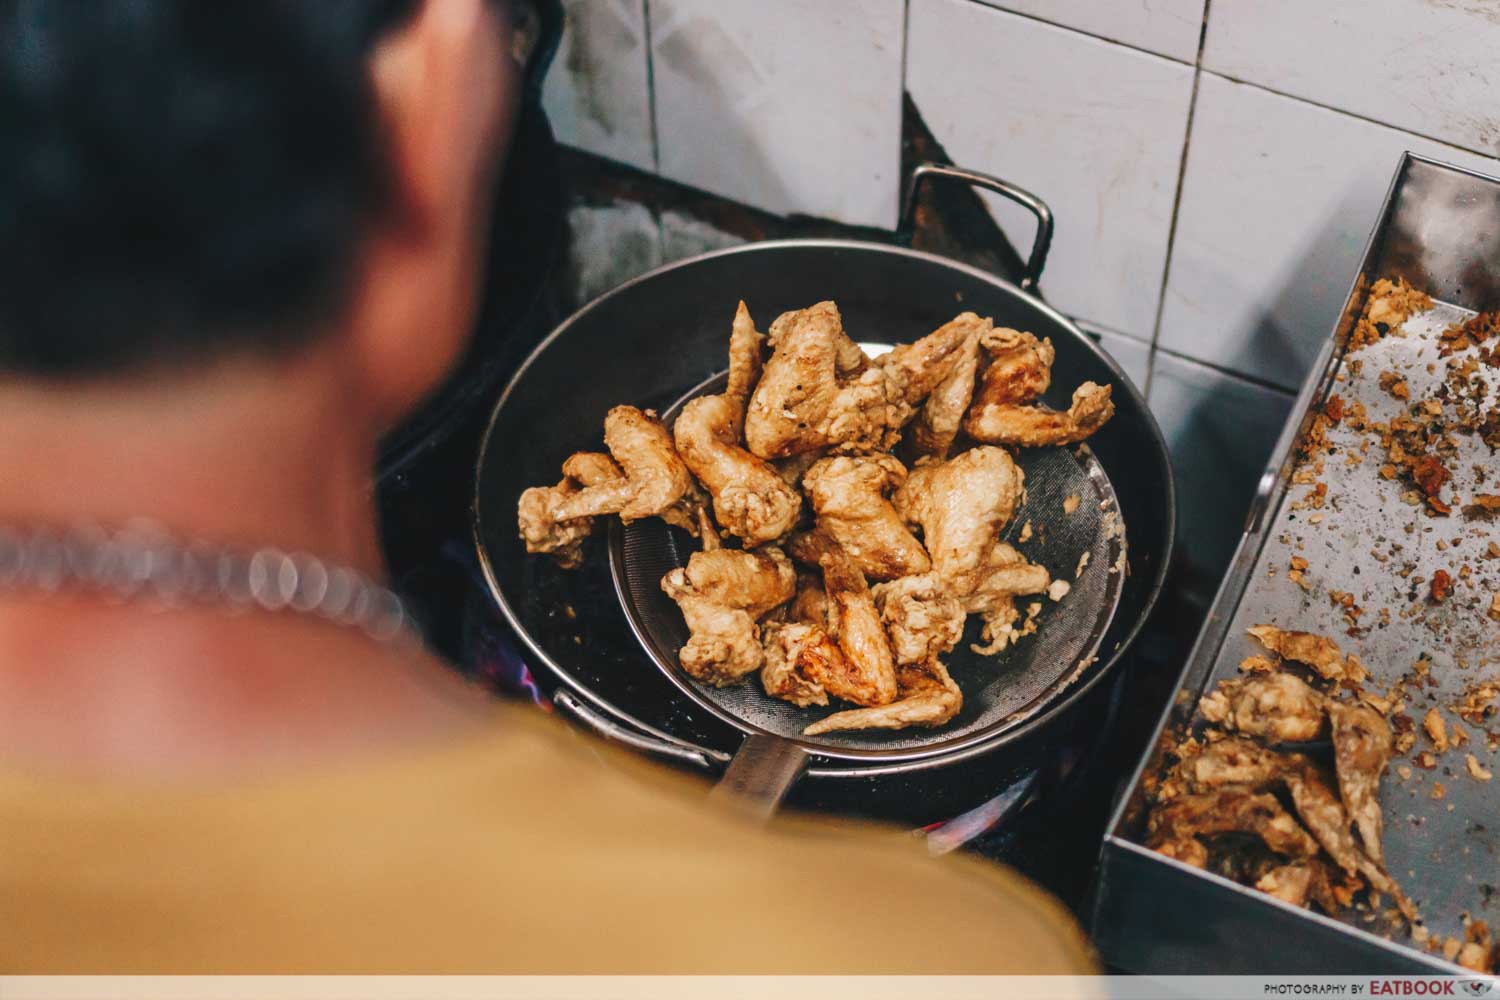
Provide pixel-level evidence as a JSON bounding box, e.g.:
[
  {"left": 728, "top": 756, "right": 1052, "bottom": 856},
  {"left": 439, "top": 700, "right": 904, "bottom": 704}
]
[{"left": 0, "top": 0, "right": 1093, "bottom": 973}]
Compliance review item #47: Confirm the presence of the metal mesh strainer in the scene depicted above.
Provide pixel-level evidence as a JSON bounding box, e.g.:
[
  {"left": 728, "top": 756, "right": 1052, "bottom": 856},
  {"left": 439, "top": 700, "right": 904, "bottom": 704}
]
[{"left": 609, "top": 369, "right": 1127, "bottom": 762}]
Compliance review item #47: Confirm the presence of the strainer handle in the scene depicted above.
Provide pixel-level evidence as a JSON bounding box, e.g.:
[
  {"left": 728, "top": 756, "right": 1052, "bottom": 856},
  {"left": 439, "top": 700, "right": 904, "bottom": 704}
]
[
  {"left": 552, "top": 689, "right": 723, "bottom": 771},
  {"left": 710, "top": 734, "right": 810, "bottom": 822}
]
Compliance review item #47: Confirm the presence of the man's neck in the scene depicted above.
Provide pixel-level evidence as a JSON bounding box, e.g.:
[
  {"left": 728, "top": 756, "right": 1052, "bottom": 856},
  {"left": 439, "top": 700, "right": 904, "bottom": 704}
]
[
  {"left": 0, "top": 347, "right": 490, "bottom": 777},
  {"left": 0, "top": 346, "right": 384, "bottom": 573}
]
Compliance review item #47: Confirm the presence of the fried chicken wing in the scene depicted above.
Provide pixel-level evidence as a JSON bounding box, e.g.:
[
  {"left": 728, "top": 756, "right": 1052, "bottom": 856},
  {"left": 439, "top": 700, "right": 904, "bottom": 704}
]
[
  {"left": 905, "top": 325, "right": 982, "bottom": 460},
  {"left": 1180, "top": 736, "right": 1412, "bottom": 915},
  {"left": 1225, "top": 673, "right": 1329, "bottom": 743},
  {"left": 725, "top": 300, "right": 766, "bottom": 410},
  {"left": 675, "top": 395, "right": 802, "bottom": 546},
  {"left": 972, "top": 327, "right": 1053, "bottom": 408},
  {"left": 550, "top": 406, "right": 698, "bottom": 524},
  {"left": 1147, "top": 787, "right": 1321, "bottom": 865},
  {"left": 1328, "top": 701, "right": 1392, "bottom": 865},
  {"left": 878, "top": 312, "right": 989, "bottom": 408},
  {"left": 788, "top": 532, "right": 897, "bottom": 707},
  {"left": 673, "top": 304, "right": 802, "bottom": 546},
  {"left": 894, "top": 447, "right": 1049, "bottom": 646},
  {"left": 962, "top": 327, "right": 1114, "bottom": 447},
  {"left": 660, "top": 547, "right": 795, "bottom": 686},
  {"left": 744, "top": 302, "right": 898, "bottom": 459},
  {"left": 761, "top": 616, "right": 904, "bottom": 712},
  {"left": 895, "top": 446, "right": 1022, "bottom": 594},
  {"left": 760, "top": 622, "right": 833, "bottom": 708},
  {"left": 516, "top": 451, "right": 627, "bottom": 567},
  {"left": 872, "top": 572, "right": 965, "bottom": 666},
  {"left": 789, "top": 570, "right": 830, "bottom": 628},
  {"left": 802, "top": 454, "right": 930, "bottom": 581},
  {"left": 802, "top": 658, "right": 962, "bottom": 736},
  {"left": 965, "top": 382, "right": 1115, "bottom": 447}
]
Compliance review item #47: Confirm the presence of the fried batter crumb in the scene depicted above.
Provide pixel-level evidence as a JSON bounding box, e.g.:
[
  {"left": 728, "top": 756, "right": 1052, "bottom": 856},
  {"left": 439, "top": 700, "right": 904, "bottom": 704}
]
[
  {"left": 1467, "top": 754, "right": 1493, "bottom": 782},
  {"left": 1425, "top": 708, "right": 1449, "bottom": 752}
]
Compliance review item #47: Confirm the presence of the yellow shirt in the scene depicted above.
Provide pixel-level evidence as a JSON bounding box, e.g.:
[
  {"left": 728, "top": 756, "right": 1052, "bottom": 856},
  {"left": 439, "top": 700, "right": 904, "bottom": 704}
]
[{"left": 0, "top": 707, "right": 1095, "bottom": 973}]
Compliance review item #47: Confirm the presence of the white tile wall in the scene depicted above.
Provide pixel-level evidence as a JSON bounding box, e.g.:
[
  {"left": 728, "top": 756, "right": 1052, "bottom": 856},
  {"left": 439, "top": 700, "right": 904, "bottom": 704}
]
[
  {"left": 545, "top": 0, "right": 1500, "bottom": 599},
  {"left": 1158, "top": 73, "right": 1500, "bottom": 391},
  {"left": 1204, "top": 0, "right": 1500, "bottom": 159},
  {"left": 1148, "top": 351, "right": 1294, "bottom": 582},
  {"left": 649, "top": 0, "right": 904, "bottom": 229},
  {"left": 541, "top": 0, "right": 655, "bottom": 172},
  {"left": 1078, "top": 322, "right": 1151, "bottom": 392},
  {"left": 659, "top": 210, "right": 745, "bottom": 263},
  {"left": 975, "top": 0, "right": 1204, "bottom": 63},
  {"left": 906, "top": 0, "right": 1194, "bottom": 341},
  {"left": 565, "top": 201, "right": 662, "bottom": 303}
]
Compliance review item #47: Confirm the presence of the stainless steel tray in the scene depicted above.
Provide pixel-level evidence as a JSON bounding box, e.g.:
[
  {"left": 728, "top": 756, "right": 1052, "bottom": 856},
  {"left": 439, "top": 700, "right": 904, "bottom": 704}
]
[{"left": 1093, "top": 153, "right": 1500, "bottom": 974}]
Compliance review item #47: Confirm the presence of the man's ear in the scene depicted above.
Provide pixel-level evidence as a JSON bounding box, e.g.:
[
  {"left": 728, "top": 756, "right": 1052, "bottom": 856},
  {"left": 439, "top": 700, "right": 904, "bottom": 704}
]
[
  {"left": 368, "top": 0, "right": 512, "bottom": 238},
  {"left": 346, "top": 0, "right": 520, "bottom": 431}
]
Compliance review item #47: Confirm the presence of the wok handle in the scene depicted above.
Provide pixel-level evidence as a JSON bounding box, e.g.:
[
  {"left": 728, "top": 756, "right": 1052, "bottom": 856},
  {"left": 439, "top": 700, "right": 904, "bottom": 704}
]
[
  {"left": 710, "top": 733, "right": 810, "bottom": 822},
  {"left": 551, "top": 689, "right": 723, "bottom": 771},
  {"left": 902, "top": 162, "right": 1055, "bottom": 292}
]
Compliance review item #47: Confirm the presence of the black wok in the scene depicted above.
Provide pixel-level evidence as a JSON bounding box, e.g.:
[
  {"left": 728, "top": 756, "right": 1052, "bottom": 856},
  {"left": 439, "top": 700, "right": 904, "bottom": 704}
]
[{"left": 473, "top": 165, "right": 1175, "bottom": 824}]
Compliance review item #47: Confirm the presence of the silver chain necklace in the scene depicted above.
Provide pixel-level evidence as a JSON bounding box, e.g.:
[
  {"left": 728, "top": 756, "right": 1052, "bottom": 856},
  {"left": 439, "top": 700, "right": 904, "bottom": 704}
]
[{"left": 0, "top": 521, "right": 413, "bottom": 642}]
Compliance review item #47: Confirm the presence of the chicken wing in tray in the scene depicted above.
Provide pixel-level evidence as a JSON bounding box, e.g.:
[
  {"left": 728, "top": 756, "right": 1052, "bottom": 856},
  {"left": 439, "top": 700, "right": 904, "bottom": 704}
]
[
  {"left": 1147, "top": 624, "right": 1414, "bottom": 923},
  {"left": 518, "top": 299, "right": 1115, "bottom": 734}
]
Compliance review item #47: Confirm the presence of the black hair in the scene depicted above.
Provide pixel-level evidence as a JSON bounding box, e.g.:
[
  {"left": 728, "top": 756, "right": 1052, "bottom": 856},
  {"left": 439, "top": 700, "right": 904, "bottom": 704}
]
[{"left": 0, "top": 0, "right": 421, "bottom": 377}]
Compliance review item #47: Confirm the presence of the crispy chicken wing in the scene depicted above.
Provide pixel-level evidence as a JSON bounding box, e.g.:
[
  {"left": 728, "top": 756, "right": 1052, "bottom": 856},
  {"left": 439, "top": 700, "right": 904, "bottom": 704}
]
[
  {"left": 1147, "top": 786, "right": 1321, "bottom": 866},
  {"left": 724, "top": 300, "right": 766, "bottom": 411},
  {"left": 965, "top": 382, "right": 1115, "bottom": 447},
  {"left": 675, "top": 395, "right": 802, "bottom": 546},
  {"left": 895, "top": 446, "right": 1023, "bottom": 594},
  {"left": 962, "top": 327, "right": 1114, "bottom": 447},
  {"left": 872, "top": 572, "right": 965, "bottom": 667},
  {"left": 801, "top": 658, "right": 962, "bottom": 736},
  {"left": 550, "top": 406, "right": 699, "bottom": 526},
  {"left": 905, "top": 325, "right": 983, "bottom": 460},
  {"left": 1222, "top": 672, "right": 1329, "bottom": 743},
  {"left": 1181, "top": 736, "right": 1411, "bottom": 915},
  {"left": 972, "top": 327, "right": 1053, "bottom": 408},
  {"left": 516, "top": 452, "right": 628, "bottom": 567},
  {"left": 788, "top": 532, "right": 898, "bottom": 707},
  {"left": 894, "top": 446, "right": 1049, "bottom": 645},
  {"left": 802, "top": 454, "right": 930, "bottom": 581},
  {"left": 673, "top": 304, "right": 802, "bottom": 546},
  {"left": 1328, "top": 701, "right": 1392, "bottom": 865},
  {"left": 789, "top": 570, "right": 830, "bottom": 628},
  {"left": 878, "top": 312, "right": 989, "bottom": 409},
  {"left": 660, "top": 547, "right": 795, "bottom": 686},
  {"left": 760, "top": 621, "right": 833, "bottom": 708},
  {"left": 744, "top": 302, "right": 899, "bottom": 459}
]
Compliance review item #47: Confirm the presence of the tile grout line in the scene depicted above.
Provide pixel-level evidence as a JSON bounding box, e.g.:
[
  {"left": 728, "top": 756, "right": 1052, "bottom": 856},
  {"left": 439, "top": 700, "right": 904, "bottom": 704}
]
[
  {"left": 1142, "top": 0, "right": 1211, "bottom": 404},
  {"left": 956, "top": 0, "right": 1195, "bottom": 67},
  {"left": 1200, "top": 67, "right": 1500, "bottom": 164},
  {"left": 965, "top": 0, "right": 1500, "bottom": 164},
  {"left": 899, "top": 0, "right": 912, "bottom": 225},
  {"left": 640, "top": 0, "right": 662, "bottom": 175},
  {"left": 1154, "top": 341, "right": 1300, "bottom": 398}
]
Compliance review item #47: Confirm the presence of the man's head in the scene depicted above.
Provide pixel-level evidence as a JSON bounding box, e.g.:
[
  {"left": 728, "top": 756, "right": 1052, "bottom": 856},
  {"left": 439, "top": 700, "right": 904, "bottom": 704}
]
[{"left": 0, "top": 0, "right": 521, "bottom": 424}]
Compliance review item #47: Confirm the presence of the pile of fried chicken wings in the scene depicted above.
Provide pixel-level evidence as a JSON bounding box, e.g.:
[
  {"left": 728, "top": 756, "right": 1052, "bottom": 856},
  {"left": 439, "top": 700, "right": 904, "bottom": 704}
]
[{"left": 518, "top": 300, "right": 1114, "bottom": 734}]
